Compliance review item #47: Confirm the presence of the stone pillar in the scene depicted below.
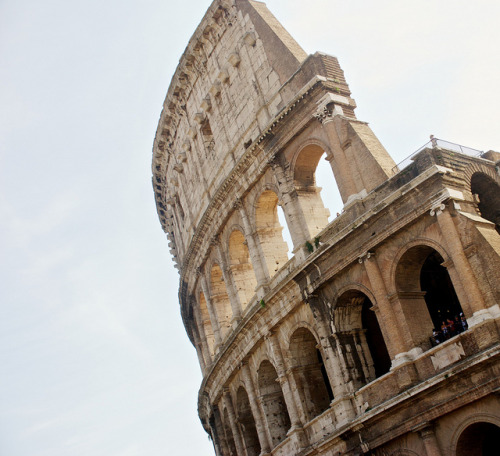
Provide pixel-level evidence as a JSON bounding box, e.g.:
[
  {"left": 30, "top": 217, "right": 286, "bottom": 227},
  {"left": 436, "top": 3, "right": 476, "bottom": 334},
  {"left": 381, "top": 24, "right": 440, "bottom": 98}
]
[
  {"left": 315, "top": 315, "right": 348, "bottom": 396},
  {"left": 199, "top": 271, "right": 223, "bottom": 349},
  {"left": 265, "top": 332, "right": 303, "bottom": 428},
  {"left": 192, "top": 305, "right": 211, "bottom": 367},
  {"left": 414, "top": 423, "right": 442, "bottom": 456},
  {"left": 212, "top": 405, "right": 229, "bottom": 456},
  {"left": 222, "top": 389, "right": 246, "bottom": 456},
  {"left": 431, "top": 203, "right": 486, "bottom": 319},
  {"left": 361, "top": 253, "right": 412, "bottom": 361},
  {"left": 191, "top": 315, "right": 207, "bottom": 372},
  {"left": 269, "top": 156, "right": 311, "bottom": 251},
  {"left": 311, "top": 305, "right": 356, "bottom": 424},
  {"left": 235, "top": 199, "right": 271, "bottom": 288},
  {"left": 213, "top": 236, "right": 243, "bottom": 326},
  {"left": 315, "top": 106, "right": 359, "bottom": 204},
  {"left": 315, "top": 96, "right": 396, "bottom": 204},
  {"left": 284, "top": 366, "right": 308, "bottom": 425},
  {"left": 240, "top": 362, "right": 272, "bottom": 454}
]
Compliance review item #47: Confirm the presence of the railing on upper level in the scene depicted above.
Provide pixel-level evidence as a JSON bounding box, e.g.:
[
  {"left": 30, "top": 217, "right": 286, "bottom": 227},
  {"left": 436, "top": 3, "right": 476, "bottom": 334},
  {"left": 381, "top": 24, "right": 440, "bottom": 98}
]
[{"left": 392, "top": 138, "right": 484, "bottom": 175}]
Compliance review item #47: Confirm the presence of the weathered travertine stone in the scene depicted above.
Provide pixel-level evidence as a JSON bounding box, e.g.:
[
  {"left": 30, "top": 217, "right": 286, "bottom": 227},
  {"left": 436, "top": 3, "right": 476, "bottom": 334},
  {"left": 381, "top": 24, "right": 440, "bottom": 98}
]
[{"left": 152, "top": 1, "right": 500, "bottom": 455}]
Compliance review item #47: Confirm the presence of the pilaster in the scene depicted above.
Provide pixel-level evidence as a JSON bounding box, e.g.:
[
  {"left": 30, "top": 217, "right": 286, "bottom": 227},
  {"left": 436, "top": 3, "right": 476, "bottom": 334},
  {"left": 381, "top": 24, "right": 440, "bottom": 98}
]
[
  {"left": 430, "top": 203, "right": 486, "bottom": 320},
  {"left": 413, "top": 422, "right": 442, "bottom": 456},
  {"left": 222, "top": 389, "right": 246, "bottom": 456},
  {"left": 234, "top": 198, "right": 270, "bottom": 292},
  {"left": 198, "top": 269, "right": 223, "bottom": 349},
  {"left": 269, "top": 156, "right": 311, "bottom": 252},
  {"left": 265, "top": 332, "right": 304, "bottom": 430},
  {"left": 240, "top": 362, "right": 272, "bottom": 454},
  {"left": 213, "top": 236, "right": 243, "bottom": 326},
  {"left": 360, "top": 252, "right": 411, "bottom": 362}
]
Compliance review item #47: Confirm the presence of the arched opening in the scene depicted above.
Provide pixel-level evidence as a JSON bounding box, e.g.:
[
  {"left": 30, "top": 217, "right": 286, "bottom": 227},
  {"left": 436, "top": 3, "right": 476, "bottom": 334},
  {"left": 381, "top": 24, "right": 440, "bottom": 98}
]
[
  {"left": 222, "top": 408, "right": 237, "bottom": 456},
  {"left": 294, "top": 144, "right": 340, "bottom": 235},
  {"left": 255, "top": 190, "right": 290, "bottom": 276},
  {"left": 316, "top": 152, "right": 343, "bottom": 221},
  {"left": 395, "top": 245, "right": 464, "bottom": 350},
  {"left": 257, "top": 360, "right": 291, "bottom": 447},
  {"left": 210, "top": 264, "right": 233, "bottom": 339},
  {"left": 236, "top": 387, "right": 261, "bottom": 456},
  {"left": 277, "top": 204, "right": 293, "bottom": 259},
  {"left": 456, "top": 422, "right": 500, "bottom": 456},
  {"left": 362, "top": 297, "right": 391, "bottom": 378},
  {"left": 199, "top": 291, "right": 215, "bottom": 357},
  {"left": 335, "top": 290, "right": 390, "bottom": 386},
  {"left": 471, "top": 172, "right": 500, "bottom": 234},
  {"left": 289, "top": 327, "right": 333, "bottom": 422},
  {"left": 228, "top": 229, "right": 257, "bottom": 310}
]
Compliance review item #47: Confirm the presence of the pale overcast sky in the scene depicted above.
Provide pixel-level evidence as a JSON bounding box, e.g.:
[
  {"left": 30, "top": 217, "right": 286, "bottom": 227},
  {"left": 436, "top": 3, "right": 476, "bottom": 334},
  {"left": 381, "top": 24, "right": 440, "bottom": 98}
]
[{"left": 1, "top": 1, "right": 499, "bottom": 455}]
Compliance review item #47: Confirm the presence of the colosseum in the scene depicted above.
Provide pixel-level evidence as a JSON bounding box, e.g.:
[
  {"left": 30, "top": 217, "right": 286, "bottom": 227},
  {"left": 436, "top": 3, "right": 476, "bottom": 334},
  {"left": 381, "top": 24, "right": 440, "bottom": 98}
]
[{"left": 152, "top": 1, "right": 500, "bottom": 454}]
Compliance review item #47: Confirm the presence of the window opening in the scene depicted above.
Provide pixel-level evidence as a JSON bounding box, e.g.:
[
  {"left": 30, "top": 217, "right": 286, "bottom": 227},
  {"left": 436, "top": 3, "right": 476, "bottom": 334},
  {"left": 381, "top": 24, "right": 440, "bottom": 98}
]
[
  {"left": 315, "top": 154, "right": 343, "bottom": 222},
  {"left": 277, "top": 204, "right": 292, "bottom": 259}
]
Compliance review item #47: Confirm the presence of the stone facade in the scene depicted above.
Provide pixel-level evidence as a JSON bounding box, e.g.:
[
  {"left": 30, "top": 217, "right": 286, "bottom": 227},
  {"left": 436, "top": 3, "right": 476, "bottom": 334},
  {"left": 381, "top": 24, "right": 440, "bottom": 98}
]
[{"left": 152, "top": 1, "right": 500, "bottom": 454}]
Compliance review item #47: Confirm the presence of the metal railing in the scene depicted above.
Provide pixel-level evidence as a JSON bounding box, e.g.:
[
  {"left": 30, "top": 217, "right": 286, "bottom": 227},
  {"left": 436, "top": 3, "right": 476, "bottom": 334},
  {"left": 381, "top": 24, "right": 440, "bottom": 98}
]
[{"left": 392, "top": 138, "right": 484, "bottom": 175}]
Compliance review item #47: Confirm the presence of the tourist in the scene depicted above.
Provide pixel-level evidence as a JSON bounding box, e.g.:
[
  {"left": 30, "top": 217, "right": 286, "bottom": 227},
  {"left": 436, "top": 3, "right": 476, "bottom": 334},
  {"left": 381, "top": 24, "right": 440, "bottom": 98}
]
[{"left": 432, "top": 328, "right": 442, "bottom": 345}]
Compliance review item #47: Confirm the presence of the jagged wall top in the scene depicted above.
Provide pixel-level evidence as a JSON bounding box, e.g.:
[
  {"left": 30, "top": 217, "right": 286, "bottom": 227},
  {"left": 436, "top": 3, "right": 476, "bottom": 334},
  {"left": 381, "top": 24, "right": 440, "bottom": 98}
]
[{"left": 152, "top": 0, "right": 310, "bottom": 268}]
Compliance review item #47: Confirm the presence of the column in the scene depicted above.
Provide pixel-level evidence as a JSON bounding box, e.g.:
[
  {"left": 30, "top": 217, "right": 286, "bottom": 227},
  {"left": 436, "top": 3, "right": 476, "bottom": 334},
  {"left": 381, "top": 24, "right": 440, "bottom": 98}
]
[
  {"left": 235, "top": 199, "right": 270, "bottom": 287},
  {"left": 199, "top": 270, "right": 223, "bottom": 349},
  {"left": 213, "top": 236, "right": 243, "bottom": 326},
  {"left": 311, "top": 304, "right": 357, "bottom": 424},
  {"left": 269, "top": 156, "right": 311, "bottom": 251},
  {"left": 414, "top": 422, "right": 442, "bottom": 456},
  {"left": 240, "top": 362, "right": 272, "bottom": 454},
  {"left": 212, "top": 406, "right": 228, "bottom": 456},
  {"left": 222, "top": 389, "right": 246, "bottom": 456},
  {"left": 315, "top": 97, "right": 396, "bottom": 203},
  {"left": 265, "top": 332, "right": 303, "bottom": 428},
  {"left": 191, "top": 317, "right": 207, "bottom": 372},
  {"left": 306, "top": 295, "right": 350, "bottom": 396},
  {"left": 431, "top": 203, "right": 486, "bottom": 318},
  {"left": 192, "top": 305, "right": 211, "bottom": 367},
  {"left": 361, "top": 253, "right": 411, "bottom": 360},
  {"left": 314, "top": 106, "right": 359, "bottom": 204}
]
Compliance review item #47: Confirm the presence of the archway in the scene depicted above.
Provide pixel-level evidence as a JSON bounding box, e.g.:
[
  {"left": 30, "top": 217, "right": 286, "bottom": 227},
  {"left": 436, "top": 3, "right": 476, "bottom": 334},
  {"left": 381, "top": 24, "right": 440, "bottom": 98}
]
[
  {"left": 471, "top": 172, "right": 500, "bottom": 234},
  {"left": 257, "top": 360, "right": 291, "bottom": 447},
  {"left": 210, "top": 264, "right": 233, "bottom": 339},
  {"left": 456, "top": 421, "right": 500, "bottom": 456},
  {"left": 335, "top": 290, "right": 390, "bottom": 386},
  {"left": 228, "top": 229, "right": 257, "bottom": 310},
  {"left": 255, "top": 190, "right": 290, "bottom": 277},
  {"left": 293, "top": 144, "right": 336, "bottom": 237},
  {"left": 236, "top": 386, "right": 261, "bottom": 456},
  {"left": 395, "top": 245, "right": 464, "bottom": 350},
  {"left": 288, "top": 327, "right": 333, "bottom": 422}
]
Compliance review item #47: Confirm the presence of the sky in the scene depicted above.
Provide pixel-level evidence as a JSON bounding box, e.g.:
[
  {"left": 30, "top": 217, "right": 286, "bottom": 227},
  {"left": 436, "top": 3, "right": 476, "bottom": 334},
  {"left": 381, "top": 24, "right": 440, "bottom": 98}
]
[{"left": 1, "top": 1, "right": 499, "bottom": 455}]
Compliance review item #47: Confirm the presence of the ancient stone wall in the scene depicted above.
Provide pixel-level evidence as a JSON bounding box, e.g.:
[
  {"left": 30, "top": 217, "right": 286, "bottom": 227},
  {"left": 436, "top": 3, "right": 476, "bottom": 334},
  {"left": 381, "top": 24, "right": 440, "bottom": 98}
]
[{"left": 153, "top": 1, "right": 500, "bottom": 455}]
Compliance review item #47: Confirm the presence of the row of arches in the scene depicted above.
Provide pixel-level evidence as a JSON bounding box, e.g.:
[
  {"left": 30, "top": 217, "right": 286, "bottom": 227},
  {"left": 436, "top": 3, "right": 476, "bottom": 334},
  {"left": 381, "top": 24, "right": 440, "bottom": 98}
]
[
  {"left": 196, "top": 237, "right": 469, "bottom": 368},
  {"left": 191, "top": 147, "right": 500, "bottom": 365},
  {"left": 192, "top": 157, "right": 500, "bottom": 365},
  {"left": 215, "top": 320, "right": 499, "bottom": 456},
  {"left": 191, "top": 142, "right": 345, "bottom": 359},
  {"left": 206, "top": 235, "right": 486, "bottom": 453},
  {"left": 216, "top": 325, "right": 333, "bottom": 455}
]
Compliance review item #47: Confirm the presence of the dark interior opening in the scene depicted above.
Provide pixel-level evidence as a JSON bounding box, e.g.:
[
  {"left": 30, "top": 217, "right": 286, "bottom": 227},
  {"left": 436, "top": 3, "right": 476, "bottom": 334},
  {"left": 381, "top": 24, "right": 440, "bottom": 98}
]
[
  {"left": 420, "top": 251, "right": 463, "bottom": 329},
  {"left": 361, "top": 297, "right": 391, "bottom": 377}
]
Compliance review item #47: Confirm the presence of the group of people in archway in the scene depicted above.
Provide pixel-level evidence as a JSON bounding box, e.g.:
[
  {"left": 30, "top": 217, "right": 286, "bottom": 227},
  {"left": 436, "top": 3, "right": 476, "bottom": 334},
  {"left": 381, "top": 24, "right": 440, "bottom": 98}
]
[{"left": 431, "top": 313, "right": 468, "bottom": 346}]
